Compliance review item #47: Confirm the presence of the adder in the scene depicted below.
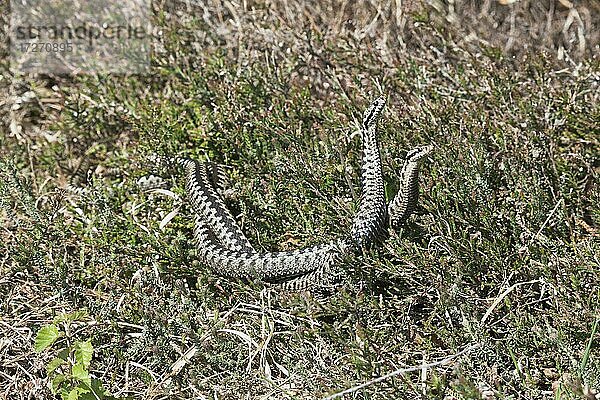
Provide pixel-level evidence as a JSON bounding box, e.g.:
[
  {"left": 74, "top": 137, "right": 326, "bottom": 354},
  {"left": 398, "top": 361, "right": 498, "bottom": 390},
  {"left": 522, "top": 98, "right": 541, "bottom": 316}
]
[{"left": 169, "top": 96, "right": 432, "bottom": 290}]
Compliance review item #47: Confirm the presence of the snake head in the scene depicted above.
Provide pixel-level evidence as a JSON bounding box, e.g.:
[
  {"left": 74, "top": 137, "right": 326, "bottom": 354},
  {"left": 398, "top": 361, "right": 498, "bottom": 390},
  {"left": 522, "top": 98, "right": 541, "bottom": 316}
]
[
  {"left": 362, "top": 95, "right": 387, "bottom": 132},
  {"left": 404, "top": 144, "right": 434, "bottom": 162}
]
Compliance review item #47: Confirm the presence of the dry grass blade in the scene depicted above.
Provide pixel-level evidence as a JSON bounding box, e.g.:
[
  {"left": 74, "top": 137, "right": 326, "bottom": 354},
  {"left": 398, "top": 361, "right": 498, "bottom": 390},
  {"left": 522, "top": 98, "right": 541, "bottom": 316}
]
[
  {"left": 324, "top": 343, "right": 482, "bottom": 399},
  {"left": 480, "top": 280, "right": 544, "bottom": 324}
]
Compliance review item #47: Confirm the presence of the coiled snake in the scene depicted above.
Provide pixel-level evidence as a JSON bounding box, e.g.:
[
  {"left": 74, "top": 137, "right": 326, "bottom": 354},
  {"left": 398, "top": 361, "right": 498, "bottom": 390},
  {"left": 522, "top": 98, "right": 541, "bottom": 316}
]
[{"left": 169, "top": 96, "right": 432, "bottom": 290}]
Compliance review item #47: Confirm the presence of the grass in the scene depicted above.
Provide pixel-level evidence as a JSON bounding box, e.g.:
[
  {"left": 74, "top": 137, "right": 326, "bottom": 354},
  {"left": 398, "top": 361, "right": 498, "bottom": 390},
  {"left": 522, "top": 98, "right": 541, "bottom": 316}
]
[{"left": 1, "top": 0, "right": 599, "bottom": 398}]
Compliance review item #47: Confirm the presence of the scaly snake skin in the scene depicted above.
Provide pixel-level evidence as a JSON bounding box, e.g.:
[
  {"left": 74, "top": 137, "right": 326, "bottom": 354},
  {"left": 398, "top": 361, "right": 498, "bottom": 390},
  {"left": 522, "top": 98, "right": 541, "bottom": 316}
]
[
  {"left": 349, "top": 96, "right": 388, "bottom": 248},
  {"left": 170, "top": 96, "right": 432, "bottom": 289},
  {"left": 183, "top": 156, "right": 349, "bottom": 282}
]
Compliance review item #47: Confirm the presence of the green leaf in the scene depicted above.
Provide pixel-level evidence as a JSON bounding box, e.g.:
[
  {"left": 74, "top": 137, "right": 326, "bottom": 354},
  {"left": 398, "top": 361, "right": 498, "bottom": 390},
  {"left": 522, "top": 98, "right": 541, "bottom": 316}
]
[
  {"left": 54, "top": 310, "right": 89, "bottom": 324},
  {"left": 79, "top": 379, "right": 106, "bottom": 400},
  {"left": 88, "top": 379, "right": 106, "bottom": 399},
  {"left": 67, "top": 385, "right": 90, "bottom": 400},
  {"left": 79, "top": 392, "right": 99, "bottom": 400},
  {"left": 35, "top": 325, "right": 60, "bottom": 352},
  {"left": 67, "top": 389, "right": 79, "bottom": 400},
  {"left": 51, "top": 373, "right": 66, "bottom": 394},
  {"left": 74, "top": 340, "right": 94, "bottom": 369},
  {"left": 71, "top": 363, "right": 91, "bottom": 387},
  {"left": 58, "top": 347, "right": 70, "bottom": 360},
  {"left": 47, "top": 357, "right": 66, "bottom": 374},
  {"left": 60, "top": 387, "right": 70, "bottom": 400}
]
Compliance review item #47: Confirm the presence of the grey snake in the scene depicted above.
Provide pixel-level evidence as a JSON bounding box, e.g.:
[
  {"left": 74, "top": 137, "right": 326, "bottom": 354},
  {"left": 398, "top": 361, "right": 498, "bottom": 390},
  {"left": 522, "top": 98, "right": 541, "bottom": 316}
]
[{"left": 168, "top": 96, "right": 433, "bottom": 290}]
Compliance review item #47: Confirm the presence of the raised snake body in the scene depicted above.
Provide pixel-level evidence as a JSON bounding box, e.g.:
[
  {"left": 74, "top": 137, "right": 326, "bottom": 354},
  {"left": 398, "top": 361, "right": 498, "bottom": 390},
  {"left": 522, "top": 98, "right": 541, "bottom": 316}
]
[{"left": 171, "top": 97, "right": 432, "bottom": 289}]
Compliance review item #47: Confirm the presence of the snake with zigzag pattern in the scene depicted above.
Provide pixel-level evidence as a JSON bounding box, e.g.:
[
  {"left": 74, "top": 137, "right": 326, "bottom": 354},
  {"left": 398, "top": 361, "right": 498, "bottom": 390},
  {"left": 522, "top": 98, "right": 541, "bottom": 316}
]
[{"left": 170, "top": 96, "right": 432, "bottom": 290}]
